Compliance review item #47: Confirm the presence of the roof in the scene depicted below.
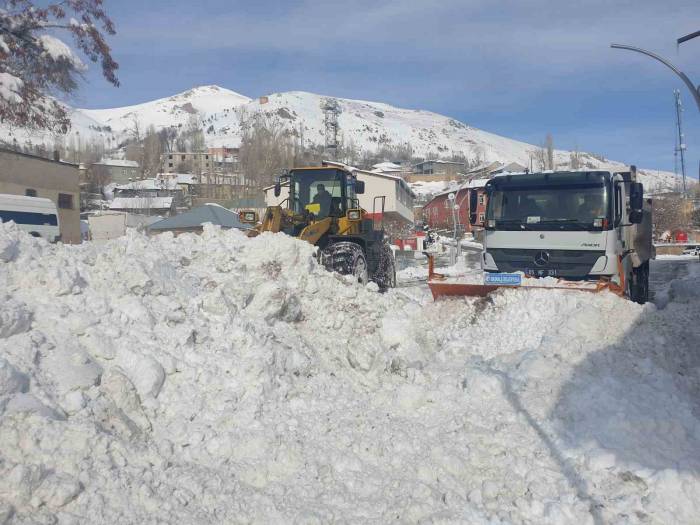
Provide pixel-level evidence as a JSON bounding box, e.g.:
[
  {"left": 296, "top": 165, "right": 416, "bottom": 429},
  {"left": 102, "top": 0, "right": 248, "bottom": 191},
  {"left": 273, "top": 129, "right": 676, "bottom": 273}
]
[
  {"left": 467, "top": 178, "right": 490, "bottom": 188},
  {"left": 148, "top": 204, "right": 251, "bottom": 231},
  {"left": 114, "top": 179, "right": 163, "bottom": 191},
  {"left": 96, "top": 158, "right": 140, "bottom": 168},
  {"left": 465, "top": 161, "right": 503, "bottom": 175},
  {"left": 372, "top": 161, "right": 404, "bottom": 172},
  {"left": 157, "top": 172, "right": 197, "bottom": 181},
  {"left": 110, "top": 197, "right": 173, "bottom": 210},
  {"left": 0, "top": 147, "right": 78, "bottom": 167},
  {"left": 428, "top": 178, "right": 489, "bottom": 201},
  {"left": 414, "top": 159, "right": 465, "bottom": 168}
]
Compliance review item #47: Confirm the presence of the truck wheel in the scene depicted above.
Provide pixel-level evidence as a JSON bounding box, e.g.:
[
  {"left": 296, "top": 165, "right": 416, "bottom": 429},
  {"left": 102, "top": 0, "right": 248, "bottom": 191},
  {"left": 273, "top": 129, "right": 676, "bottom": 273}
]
[
  {"left": 373, "top": 244, "right": 397, "bottom": 292},
  {"left": 631, "top": 262, "right": 650, "bottom": 304},
  {"left": 322, "top": 242, "right": 369, "bottom": 285}
]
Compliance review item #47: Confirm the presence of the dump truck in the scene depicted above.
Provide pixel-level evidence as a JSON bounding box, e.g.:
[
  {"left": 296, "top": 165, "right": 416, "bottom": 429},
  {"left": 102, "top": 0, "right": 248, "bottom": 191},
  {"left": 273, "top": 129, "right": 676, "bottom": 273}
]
[
  {"left": 241, "top": 166, "right": 396, "bottom": 290},
  {"left": 429, "top": 167, "right": 653, "bottom": 303}
]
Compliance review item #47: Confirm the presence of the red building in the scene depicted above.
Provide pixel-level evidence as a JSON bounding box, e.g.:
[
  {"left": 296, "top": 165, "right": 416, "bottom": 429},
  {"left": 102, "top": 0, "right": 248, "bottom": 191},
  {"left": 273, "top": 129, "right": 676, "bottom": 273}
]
[{"left": 422, "top": 179, "right": 488, "bottom": 232}]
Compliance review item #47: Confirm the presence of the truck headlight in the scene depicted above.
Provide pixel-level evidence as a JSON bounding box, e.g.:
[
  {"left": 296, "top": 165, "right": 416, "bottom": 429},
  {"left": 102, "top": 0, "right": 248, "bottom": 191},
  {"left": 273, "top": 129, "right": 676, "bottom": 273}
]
[{"left": 347, "top": 209, "right": 362, "bottom": 221}]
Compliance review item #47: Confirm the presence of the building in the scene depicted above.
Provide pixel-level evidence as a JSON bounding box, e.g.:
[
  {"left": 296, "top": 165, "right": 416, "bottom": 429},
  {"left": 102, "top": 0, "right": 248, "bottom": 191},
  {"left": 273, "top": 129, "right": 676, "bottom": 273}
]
[
  {"left": 408, "top": 160, "right": 465, "bottom": 182},
  {"left": 421, "top": 178, "right": 489, "bottom": 233},
  {"left": 109, "top": 196, "right": 175, "bottom": 216},
  {"left": 464, "top": 161, "right": 527, "bottom": 179},
  {"left": 0, "top": 148, "right": 81, "bottom": 243},
  {"left": 161, "top": 152, "right": 213, "bottom": 174},
  {"left": 91, "top": 159, "right": 141, "bottom": 185},
  {"left": 110, "top": 178, "right": 187, "bottom": 212},
  {"left": 148, "top": 204, "right": 251, "bottom": 235}
]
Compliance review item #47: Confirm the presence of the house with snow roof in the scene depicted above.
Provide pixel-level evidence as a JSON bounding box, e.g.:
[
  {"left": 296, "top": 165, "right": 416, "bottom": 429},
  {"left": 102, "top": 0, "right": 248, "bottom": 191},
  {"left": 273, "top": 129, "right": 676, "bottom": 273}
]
[{"left": 91, "top": 158, "right": 141, "bottom": 185}]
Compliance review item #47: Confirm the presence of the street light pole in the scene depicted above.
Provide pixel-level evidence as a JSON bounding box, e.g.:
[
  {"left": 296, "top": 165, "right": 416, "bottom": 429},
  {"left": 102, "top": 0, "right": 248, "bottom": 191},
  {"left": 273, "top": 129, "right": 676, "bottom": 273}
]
[{"left": 610, "top": 43, "right": 700, "bottom": 112}]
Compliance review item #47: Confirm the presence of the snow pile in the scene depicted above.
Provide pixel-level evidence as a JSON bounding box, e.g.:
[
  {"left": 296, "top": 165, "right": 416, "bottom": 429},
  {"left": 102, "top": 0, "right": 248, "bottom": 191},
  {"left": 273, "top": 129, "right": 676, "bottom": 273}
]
[
  {"left": 1, "top": 222, "right": 699, "bottom": 523},
  {"left": 38, "top": 35, "right": 86, "bottom": 71},
  {"left": 0, "top": 72, "right": 23, "bottom": 104}
]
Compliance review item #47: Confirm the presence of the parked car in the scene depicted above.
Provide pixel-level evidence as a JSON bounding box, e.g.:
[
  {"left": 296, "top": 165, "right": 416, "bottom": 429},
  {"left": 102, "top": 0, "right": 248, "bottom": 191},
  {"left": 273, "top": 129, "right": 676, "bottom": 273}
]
[{"left": 0, "top": 194, "right": 61, "bottom": 242}]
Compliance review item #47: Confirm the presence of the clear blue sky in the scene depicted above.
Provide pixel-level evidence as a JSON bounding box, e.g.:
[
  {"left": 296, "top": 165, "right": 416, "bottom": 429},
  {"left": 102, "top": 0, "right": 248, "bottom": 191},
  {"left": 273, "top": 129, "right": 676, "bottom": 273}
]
[{"left": 74, "top": 0, "right": 700, "bottom": 177}]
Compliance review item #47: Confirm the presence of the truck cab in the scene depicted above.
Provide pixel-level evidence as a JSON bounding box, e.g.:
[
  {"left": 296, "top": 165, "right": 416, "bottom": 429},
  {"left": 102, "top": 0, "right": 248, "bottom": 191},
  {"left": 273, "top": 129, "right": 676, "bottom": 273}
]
[{"left": 476, "top": 169, "right": 652, "bottom": 302}]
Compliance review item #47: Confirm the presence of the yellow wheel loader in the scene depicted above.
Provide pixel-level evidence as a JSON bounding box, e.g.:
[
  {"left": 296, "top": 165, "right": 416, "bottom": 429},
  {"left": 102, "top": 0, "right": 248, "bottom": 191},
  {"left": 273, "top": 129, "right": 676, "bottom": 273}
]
[{"left": 240, "top": 166, "right": 396, "bottom": 290}]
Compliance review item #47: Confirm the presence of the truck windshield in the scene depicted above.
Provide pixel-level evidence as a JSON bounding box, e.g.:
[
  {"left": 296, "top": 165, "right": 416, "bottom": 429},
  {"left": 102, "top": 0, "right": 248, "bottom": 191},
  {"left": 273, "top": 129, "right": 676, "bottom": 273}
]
[
  {"left": 486, "top": 182, "right": 610, "bottom": 231},
  {"left": 291, "top": 169, "right": 354, "bottom": 218}
]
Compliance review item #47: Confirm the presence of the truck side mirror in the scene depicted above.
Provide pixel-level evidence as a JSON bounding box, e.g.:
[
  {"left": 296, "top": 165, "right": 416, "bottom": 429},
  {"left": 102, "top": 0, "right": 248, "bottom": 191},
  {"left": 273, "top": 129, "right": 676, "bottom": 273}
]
[
  {"left": 468, "top": 190, "right": 478, "bottom": 225},
  {"left": 630, "top": 182, "right": 643, "bottom": 210},
  {"left": 629, "top": 182, "right": 643, "bottom": 224},
  {"left": 274, "top": 180, "right": 281, "bottom": 197},
  {"left": 355, "top": 180, "right": 365, "bottom": 194}
]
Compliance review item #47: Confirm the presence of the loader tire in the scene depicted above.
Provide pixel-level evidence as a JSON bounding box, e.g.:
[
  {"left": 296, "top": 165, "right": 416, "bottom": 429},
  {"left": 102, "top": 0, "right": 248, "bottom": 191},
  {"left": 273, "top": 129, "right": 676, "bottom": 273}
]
[
  {"left": 373, "top": 244, "right": 397, "bottom": 292},
  {"left": 322, "top": 242, "right": 369, "bottom": 285},
  {"left": 631, "top": 261, "right": 649, "bottom": 305}
]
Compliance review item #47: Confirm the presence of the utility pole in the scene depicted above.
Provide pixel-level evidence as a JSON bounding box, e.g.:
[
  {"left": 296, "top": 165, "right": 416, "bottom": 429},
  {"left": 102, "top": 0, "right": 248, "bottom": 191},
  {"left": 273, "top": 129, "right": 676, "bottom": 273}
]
[
  {"left": 673, "top": 90, "right": 688, "bottom": 195},
  {"left": 610, "top": 44, "right": 700, "bottom": 112}
]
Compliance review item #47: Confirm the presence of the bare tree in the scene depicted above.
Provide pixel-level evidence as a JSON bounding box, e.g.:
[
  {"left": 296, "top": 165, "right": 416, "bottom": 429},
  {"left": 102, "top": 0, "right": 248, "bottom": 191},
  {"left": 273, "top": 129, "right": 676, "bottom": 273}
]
[
  {"left": 652, "top": 194, "right": 691, "bottom": 239},
  {"left": 238, "top": 109, "right": 295, "bottom": 189},
  {"left": 533, "top": 145, "right": 547, "bottom": 171},
  {"left": 545, "top": 133, "right": 554, "bottom": 170},
  {"left": 570, "top": 144, "right": 582, "bottom": 170},
  {"left": 142, "top": 125, "right": 163, "bottom": 178},
  {"left": 0, "top": 0, "right": 118, "bottom": 132}
]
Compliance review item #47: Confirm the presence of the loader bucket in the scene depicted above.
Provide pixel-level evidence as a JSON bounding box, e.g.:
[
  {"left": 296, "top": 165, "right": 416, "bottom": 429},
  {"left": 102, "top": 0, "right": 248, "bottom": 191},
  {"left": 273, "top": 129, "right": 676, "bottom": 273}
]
[{"left": 425, "top": 254, "right": 623, "bottom": 300}]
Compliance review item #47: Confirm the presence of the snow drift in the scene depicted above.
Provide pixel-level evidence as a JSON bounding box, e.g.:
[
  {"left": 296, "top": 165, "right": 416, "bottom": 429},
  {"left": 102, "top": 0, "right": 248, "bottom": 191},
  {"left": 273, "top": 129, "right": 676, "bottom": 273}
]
[{"left": 0, "top": 222, "right": 699, "bottom": 524}]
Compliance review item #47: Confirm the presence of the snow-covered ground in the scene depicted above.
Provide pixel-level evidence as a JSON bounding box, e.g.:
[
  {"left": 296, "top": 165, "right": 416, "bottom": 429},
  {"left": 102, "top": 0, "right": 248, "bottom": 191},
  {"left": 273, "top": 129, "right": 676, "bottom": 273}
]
[{"left": 1, "top": 222, "right": 699, "bottom": 523}]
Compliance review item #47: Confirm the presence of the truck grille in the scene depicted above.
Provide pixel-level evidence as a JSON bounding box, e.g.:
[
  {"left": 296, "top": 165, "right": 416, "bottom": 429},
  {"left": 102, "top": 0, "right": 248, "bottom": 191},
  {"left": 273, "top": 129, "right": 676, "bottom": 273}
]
[{"left": 488, "top": 248, "right": 605, "bottom": 279}]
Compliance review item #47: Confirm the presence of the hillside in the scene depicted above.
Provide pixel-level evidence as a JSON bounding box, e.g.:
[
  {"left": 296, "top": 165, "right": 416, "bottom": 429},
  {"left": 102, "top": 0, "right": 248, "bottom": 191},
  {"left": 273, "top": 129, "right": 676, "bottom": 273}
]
[{"left": 0, "top": 85, "right": 685, "bottom": 192}]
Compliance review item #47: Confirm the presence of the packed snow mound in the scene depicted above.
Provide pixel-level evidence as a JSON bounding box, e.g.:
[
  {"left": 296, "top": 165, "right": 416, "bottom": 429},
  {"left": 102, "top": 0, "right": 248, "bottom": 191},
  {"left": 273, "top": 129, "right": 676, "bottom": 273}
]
[{"left": 1, "top": 221, "right": 699, "bottom": 523}]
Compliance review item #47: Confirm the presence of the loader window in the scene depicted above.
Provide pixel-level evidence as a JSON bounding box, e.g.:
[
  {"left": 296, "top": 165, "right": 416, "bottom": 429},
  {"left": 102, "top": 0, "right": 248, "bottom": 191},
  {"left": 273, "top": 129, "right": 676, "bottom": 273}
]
[{"left": 290, "top": 169, "right": 349, "bottom": 218}]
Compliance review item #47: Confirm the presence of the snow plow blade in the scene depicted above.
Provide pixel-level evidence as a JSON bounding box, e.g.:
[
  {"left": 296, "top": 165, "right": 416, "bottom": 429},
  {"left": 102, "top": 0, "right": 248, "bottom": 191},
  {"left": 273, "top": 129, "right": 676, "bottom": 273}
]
[{"left": 425, "top": 254, "right": 623, "bottom": 300}]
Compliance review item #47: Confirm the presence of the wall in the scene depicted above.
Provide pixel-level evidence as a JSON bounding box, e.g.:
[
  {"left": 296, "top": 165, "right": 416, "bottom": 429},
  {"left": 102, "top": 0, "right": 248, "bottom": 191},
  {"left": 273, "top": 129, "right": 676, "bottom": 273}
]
[
  {"left": 423, "top": 187, "right": 487, "bottom": 233},
  {"left": 0, "top": 149, "right": 81, "bottom": 243}
]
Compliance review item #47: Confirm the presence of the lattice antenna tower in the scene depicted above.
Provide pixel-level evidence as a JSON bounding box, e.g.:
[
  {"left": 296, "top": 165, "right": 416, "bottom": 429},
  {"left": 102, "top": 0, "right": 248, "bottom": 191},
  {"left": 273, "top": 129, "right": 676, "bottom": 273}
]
[{"left": 321, "top": 98, "right": 341, "bottom": 160}]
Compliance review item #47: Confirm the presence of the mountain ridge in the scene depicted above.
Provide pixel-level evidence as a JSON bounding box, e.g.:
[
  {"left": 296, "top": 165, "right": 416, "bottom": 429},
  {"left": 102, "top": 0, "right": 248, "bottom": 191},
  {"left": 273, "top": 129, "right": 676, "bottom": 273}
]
[{"left": 0, "top": 84, "right": 685, "bottom": 192}]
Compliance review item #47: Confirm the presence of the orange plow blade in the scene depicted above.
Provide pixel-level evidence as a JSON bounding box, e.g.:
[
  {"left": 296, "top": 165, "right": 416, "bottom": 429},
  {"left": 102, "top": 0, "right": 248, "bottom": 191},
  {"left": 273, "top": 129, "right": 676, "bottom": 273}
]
[{"left": 425, "top": 254, "right": 623, "bottom": 300}]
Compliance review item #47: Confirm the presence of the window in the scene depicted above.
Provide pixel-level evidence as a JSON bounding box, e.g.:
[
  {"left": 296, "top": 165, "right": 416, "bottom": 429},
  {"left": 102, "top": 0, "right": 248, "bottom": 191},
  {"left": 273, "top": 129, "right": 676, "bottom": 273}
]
[
  {"left": 479, "top": 213, "right": 485, "bottom": 222},
  {"left": 168, "top": 154, "right": 173, "bottom": 160},
  {"left": 25, "top": 189, "right": 37, "bottom": 197},
  {"left": 168, "top": 163, "right": 173, "bottom": 168},
  {"left": 58, "top": 193, "right": 73, "bottom": 209},
  {"left": 205, "top": 155, "right": 209, "bottom": 160},
  {"left": 478, "top": 194, "right": 485, "bottom": 205},
  {"left": 181, "top": 155, "right": 186, "bottom": 161}
]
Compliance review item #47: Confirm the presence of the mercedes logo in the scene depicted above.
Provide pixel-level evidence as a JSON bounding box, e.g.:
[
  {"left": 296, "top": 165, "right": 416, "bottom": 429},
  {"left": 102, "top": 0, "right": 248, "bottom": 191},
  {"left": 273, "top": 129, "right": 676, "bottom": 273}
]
[{"left": 534, "top": 251, "right": 550, "bottom": 267}]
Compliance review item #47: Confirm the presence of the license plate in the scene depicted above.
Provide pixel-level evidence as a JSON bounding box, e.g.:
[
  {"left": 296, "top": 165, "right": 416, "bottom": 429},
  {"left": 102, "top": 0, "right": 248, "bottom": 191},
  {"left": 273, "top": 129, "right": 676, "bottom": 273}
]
[
  {"left": 484, "top": 273, "right": 522, "bottom": 286},
  {"left": 525, "top": 268, "right": 558, "bottom": 277}
]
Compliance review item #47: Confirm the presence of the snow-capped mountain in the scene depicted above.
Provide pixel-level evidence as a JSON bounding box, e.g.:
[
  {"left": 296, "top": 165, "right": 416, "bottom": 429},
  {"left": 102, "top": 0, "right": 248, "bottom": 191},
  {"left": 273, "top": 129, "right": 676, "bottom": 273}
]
[{"left": 0, "top": 85, "right": 685, "bottom": 192}]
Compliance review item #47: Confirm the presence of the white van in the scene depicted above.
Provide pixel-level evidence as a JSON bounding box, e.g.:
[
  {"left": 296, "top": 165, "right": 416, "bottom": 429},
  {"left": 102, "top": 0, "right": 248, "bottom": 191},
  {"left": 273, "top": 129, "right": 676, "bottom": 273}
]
[{"left": 0, "top": 194, "right": 61, "bottom": 242}]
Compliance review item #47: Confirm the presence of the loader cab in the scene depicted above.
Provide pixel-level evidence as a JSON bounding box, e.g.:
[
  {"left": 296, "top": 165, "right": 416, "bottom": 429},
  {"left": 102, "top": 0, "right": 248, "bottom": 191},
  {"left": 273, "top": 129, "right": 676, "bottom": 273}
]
[{"left": 284, "top": 167, "right": 362, "bottom": 219}]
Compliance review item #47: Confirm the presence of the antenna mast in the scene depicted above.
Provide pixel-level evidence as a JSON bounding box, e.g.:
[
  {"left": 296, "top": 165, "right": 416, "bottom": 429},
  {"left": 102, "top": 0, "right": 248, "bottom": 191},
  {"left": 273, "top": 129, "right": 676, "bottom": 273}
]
[
  {"left": 321, "top": 98, "right": 341, "bottom": 161},
  {"left": 674, "top": 89, "right": 688, "bottom": 196}
]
